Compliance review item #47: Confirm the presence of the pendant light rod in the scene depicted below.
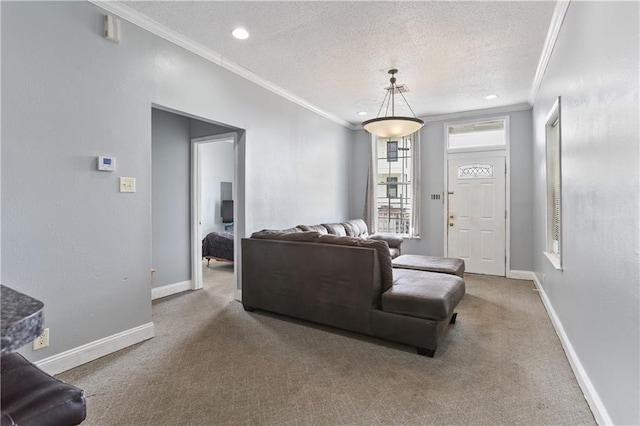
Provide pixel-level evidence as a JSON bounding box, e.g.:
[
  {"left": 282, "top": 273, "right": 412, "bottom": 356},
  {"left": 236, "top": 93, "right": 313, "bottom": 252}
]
[
  {"left": 389, "top": 69, "right": 397, "bottom": 117},
  {"left": 375, "top": 86, "right": 391, "bottom": 119},
  {"left": 397, "top": 84, "right": 418, "bottom": 118}
]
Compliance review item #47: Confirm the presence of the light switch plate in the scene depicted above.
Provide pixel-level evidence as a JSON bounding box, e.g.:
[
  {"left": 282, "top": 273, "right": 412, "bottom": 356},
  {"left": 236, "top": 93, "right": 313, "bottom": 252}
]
[{"left": 119, "top": 177, "right": 136, "bottom": 193}]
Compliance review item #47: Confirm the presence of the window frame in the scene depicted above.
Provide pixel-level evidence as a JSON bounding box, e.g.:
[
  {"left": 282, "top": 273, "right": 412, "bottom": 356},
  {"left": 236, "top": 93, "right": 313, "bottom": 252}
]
[
  {"left": 373, "top": 133, "right": 417, "bottom": 237},
  {"left": 442, "top": 115, "right": 511, "bottom": 274},
  {"left": 544, "top": 97, "right": 563, "bottom": 270}
]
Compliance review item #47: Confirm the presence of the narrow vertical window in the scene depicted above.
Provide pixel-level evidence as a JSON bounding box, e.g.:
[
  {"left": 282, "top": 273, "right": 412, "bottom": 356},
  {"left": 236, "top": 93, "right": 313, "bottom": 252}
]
[
  {"left": 366, "top": 131, "right": 421, "bottom": 238},
  {"left": 545, "top": 97, "right": 562, "bottom": 269},
  {"left": 374, "top": 134, "right": 416, "bottom": 236}
]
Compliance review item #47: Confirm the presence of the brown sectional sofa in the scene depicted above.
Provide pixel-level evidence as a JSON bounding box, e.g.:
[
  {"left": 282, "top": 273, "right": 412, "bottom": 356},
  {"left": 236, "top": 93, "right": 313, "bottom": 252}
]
[{"left": 241, "top": 223, "right": 465, "bottom": 357}]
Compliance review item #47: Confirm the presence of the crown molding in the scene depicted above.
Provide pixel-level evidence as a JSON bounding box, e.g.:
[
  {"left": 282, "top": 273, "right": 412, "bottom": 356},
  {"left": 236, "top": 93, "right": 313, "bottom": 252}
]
[
  {"left": 86, "top": 0, "right": 352, "bottom": 129},
  {"left": 422, "top": 103, "right": 531, "bottom": 124},
  {"left": 528, "top": 1, "right": 571, "bottom": 105}
]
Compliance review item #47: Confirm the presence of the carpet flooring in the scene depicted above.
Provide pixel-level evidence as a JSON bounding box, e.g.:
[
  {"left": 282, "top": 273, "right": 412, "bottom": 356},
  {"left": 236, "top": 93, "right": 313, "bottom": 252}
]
[{"left": 57, "top": 261, "right": 595, "bottom": 425}]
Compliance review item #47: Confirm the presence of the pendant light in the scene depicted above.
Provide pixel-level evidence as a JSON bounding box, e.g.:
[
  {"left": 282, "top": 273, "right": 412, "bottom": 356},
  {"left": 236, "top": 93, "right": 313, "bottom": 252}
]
[{"left": 362, "top": 69, "right": 424, "bottom": 138}]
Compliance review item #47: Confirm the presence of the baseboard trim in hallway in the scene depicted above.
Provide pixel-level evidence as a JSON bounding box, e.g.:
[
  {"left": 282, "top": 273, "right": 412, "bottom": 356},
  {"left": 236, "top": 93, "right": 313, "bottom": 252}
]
[
  {"left": 532, "top": 274, "right": 611, "bottom": 425},
  {"left": 35, "top": 322, "right": 155, "bottom": 376},
  {"left": 507, "top": 270, "right": 536, "bottom": 280},
  {"left": 152, "top": 280, "right": 192, "bottom": 300}
]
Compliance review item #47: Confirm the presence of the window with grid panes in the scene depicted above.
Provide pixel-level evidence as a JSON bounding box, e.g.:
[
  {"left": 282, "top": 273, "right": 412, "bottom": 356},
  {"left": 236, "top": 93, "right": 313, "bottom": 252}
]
[{"left": 376, "top": 136, "right": 412, "bottom": 235}]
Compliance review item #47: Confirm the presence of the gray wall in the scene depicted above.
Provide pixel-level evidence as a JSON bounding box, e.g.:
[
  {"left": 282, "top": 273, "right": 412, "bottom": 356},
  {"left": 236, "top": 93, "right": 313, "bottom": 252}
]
[
  {"left": 531, "top": 2, "right": 639, "bottom": 424},
  {"left": 348, "top": 130, "right": 370, "bottom": 220},
  {"left": 151, "top": 109, "right": 191, "bottom": 288},
  {"left": 508, "top": 110, "right": 534, "bottom": 270},
  {"left": 351, "top": 108, "right": 534, "bottom": 271},
  {"left": 189, "top": 120, "right": 232, "bottom": 140},
  {"left": 1, "top": 1, "right": 352, "bottom": 363}
]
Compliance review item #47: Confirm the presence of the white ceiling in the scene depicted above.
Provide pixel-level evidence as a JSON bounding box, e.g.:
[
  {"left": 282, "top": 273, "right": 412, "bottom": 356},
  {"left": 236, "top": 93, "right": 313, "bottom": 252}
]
[{"left": 117, "top": 1, "right": 556, "bottom": 127}]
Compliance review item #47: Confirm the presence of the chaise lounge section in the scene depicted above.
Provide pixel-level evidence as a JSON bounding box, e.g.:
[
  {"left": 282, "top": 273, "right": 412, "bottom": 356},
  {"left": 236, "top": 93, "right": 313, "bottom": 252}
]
[
  {"left": 392, "top": 254, "right": 465, "bottom": 278},
  {"left": 241, "top": 228, "right": 465, "bottom": 356}
]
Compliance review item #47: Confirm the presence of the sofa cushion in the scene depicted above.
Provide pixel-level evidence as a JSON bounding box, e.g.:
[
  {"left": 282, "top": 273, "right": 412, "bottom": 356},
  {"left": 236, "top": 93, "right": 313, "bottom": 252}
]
[
  {"left": 383, "top": 269, "right": 465, "bottom": 321},
  {"left": 392, "top": 254, "right": 465, "bottom": 278},
  {"left": 251, "top": 230, "right": 320, "bottom": 242},
  {"left": 254, "top": 227, "right": 302, "bottom": 234},
  {"left": 369, "top": 233, "right": 403, "bottom": 249},
  {"left": 341, "top": 221, "right": 356, "bottom": 237},
  {"left": 297, "top": 224, "right": 329, "bottom": 234},
  {"left": 342, "top": 219, "right": 369, "bottom": 238},
  {"left": 389, "top": 248, "right": 401, "bottom": 259},
  {"left": 317, "top": 234, "right": 393, "bottom": 292},
  {"left": 322, "top": 223, "right": 348, "bottom": 236}
]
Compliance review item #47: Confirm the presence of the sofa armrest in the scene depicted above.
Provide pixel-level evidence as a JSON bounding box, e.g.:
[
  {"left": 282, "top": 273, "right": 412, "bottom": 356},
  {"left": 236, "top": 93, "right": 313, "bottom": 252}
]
[{"left": 369, "top": 233, "right": 403, "bottom": 249}]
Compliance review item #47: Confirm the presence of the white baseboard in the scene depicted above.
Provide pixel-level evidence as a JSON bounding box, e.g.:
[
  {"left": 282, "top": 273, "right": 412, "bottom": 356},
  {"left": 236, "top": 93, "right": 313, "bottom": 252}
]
[
  {"left": 152, "top": 280, "right": 192, "bottom": 300},
  {"left": 35, "top": 322, "right": 155, "bottom": 376},
  {"left": 235, "top": 289, "right": 242, "bottom": 302},
  {"left": 507, "top": 270, "right": 536, "bottom": 280},
  {"left": 532, "top": 274, "right": 612, "bottom": 425}
]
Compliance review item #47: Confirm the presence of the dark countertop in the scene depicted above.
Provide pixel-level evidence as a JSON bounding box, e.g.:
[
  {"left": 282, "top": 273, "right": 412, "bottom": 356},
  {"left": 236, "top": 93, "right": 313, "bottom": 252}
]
[{"left": 1, "top": 285, "right": 44, "bottom": 355}]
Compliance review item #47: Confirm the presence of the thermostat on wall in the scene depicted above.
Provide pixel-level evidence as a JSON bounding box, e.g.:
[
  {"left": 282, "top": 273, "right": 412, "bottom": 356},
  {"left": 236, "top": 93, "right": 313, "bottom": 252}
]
[{"left": 98, "top": 156, "right": 116, "bottom": 171}]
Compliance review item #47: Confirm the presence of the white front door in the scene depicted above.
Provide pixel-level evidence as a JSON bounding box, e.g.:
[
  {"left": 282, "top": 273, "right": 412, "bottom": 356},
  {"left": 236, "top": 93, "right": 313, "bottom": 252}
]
[{"left": 447, "top": 156, "right": 506, "bottom": 276}]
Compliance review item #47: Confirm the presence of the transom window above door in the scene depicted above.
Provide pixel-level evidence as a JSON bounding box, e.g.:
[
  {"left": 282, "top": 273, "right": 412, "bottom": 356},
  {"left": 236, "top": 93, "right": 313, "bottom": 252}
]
[{"left": 447, "top": 119, "right": 507, "bottom": 152}]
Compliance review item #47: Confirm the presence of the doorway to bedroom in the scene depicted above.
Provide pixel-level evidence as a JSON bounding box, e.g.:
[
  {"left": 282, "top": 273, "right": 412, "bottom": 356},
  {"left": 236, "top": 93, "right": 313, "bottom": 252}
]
[
  {"left": 150, "top": 106, "right": 240, "bottom": 301},
  {"left": 191, "top": 133, "right": 237, "bottom": 292}
]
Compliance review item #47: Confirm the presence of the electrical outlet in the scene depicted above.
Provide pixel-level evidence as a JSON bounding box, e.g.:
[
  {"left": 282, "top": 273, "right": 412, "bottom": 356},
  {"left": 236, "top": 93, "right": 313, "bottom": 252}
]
[{"left": 33, "top": 328, "right": 49, "bottom": 350}]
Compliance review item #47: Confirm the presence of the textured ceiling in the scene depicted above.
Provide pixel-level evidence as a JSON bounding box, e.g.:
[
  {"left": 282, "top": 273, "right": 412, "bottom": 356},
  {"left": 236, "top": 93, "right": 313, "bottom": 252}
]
[{"left": 118, "top": 1, "right": 556, "bottom": 126}]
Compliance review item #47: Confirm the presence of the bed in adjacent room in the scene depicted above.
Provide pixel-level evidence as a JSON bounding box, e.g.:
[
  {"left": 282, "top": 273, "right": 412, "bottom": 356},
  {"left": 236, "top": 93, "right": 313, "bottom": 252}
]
[{"left": 202, "top": 231, "right": 234, "bottom": 264}]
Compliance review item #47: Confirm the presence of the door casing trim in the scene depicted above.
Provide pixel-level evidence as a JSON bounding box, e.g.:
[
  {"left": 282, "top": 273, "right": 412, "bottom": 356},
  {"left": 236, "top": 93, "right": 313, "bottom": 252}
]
[
  {"left": 443, "top": 117, "right": 511, "bottom": 276},
  {"left": 190, "top": 132, "right": 238, "bottom": 291}
]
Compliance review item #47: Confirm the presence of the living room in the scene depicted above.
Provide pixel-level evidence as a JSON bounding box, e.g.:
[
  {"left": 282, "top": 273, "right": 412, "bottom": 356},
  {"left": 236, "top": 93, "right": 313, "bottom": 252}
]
[{"left": 1, "top": 1, "right": 638, "bottom": 425}]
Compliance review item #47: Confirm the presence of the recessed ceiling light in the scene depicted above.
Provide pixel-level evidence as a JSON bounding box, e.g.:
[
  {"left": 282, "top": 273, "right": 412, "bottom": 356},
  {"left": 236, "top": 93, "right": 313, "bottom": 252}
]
[
  {"left": 358, "top": 111, "right": 368, "bottom": 116},
  {"left": 484, "top": 94, "right": 499, "bottom": 100},
  {"left": 232, "top": 28, "right": 250, "bottom": 40}
]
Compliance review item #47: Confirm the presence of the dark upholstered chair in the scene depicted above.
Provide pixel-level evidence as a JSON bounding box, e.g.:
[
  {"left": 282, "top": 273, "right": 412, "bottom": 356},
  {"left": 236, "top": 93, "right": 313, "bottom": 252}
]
[{"left": 1, "top": 353, "right": 86, "bottom": 426}]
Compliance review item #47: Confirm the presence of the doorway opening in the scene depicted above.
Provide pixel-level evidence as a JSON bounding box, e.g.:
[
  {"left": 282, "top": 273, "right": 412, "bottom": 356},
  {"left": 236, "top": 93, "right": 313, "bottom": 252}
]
[
  {"left": 191, "top": 133, "right": 237, "bottom": 292},
  {"left": 444, "top": 117, "right": 510, "bottom": 276},
  {"left": 150, "top": 106, "right": 244, "bottom": 300}
]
